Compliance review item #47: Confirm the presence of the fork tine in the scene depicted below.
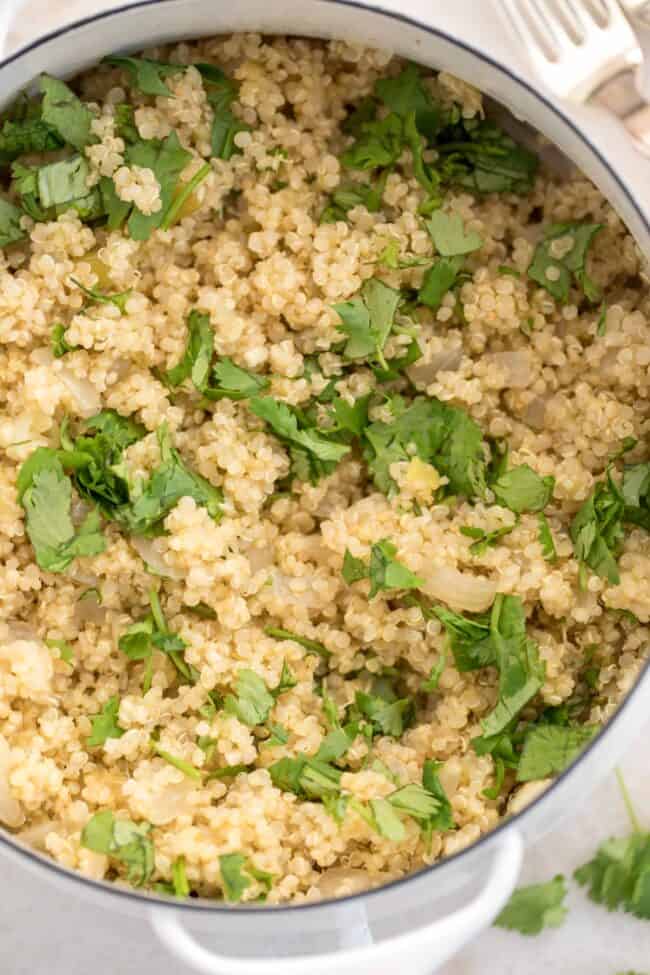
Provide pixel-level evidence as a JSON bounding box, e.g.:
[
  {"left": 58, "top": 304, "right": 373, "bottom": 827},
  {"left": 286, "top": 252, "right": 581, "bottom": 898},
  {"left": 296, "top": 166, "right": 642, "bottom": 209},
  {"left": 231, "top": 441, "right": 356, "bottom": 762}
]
[{"left": 501, "top": 0, "right": 562, "bottom": 61}]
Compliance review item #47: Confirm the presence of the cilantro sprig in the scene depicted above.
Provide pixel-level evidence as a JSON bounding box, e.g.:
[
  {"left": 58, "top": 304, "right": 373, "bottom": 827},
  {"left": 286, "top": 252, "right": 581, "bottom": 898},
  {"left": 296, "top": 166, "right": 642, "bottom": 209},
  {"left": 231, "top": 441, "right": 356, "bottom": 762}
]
[
  {"left": 494, "top": 875, "right": 568, "bottom": 935},
  {"left": 81, "top": 810, "right": 154, "bottom": 886}
]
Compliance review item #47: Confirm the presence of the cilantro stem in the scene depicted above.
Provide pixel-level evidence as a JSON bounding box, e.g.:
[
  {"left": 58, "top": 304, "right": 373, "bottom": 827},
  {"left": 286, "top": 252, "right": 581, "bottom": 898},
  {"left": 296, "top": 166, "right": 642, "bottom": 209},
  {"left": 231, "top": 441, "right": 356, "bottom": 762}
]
[
  {"left": 152, "top": 741, "right": 202, "bottom": 780},
  {"left": 149, "top": 588, "right": 167, "bottom": 634},
  {"left": 161, "top": 162, "right": 211, "bottom": 230},
  {"left": 615, "top": 767, "right": 642, "bottom": 833}
]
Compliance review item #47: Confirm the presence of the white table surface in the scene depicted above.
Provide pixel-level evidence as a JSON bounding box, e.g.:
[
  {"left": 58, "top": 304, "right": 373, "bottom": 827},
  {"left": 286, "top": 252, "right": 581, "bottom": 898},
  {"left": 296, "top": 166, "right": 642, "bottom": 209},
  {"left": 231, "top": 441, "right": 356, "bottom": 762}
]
[{"left": 1, "top": 2, "right": 650, "bottom": 973}]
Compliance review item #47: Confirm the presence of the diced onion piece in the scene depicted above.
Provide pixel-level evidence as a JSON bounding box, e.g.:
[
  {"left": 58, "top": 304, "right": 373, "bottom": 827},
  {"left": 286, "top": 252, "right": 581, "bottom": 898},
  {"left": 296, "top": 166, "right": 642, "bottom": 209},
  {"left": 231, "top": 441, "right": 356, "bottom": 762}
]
[
  {"left": 487, "top": 350, "right": 533, "bottom": 389},
  {"left": 407, "top": 347, "right": 463, "bottom": 386},
  {"left": 311, "top": 868, "right": 370, "bottom": 899},
  {"left": 420, "top": 564, "right": 496, "bottom": 613},
  {"left": 130, "top": 536, "right": 183, "bottom": 580}
]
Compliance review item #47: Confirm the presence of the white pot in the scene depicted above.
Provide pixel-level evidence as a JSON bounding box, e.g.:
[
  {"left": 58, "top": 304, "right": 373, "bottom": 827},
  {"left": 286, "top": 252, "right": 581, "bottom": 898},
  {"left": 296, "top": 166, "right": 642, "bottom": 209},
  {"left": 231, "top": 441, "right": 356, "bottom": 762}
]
[{"left": 0, "top": 2, "right": 649, "bottom": 973}]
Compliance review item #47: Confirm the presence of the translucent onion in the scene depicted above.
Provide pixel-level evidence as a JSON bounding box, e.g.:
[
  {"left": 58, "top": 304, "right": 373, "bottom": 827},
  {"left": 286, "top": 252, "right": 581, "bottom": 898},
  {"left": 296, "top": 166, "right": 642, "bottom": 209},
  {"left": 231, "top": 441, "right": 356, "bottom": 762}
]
[
  {"left": 487, "top": 350, "right": 533, "bottom": 389},
  {"left": 130, "top": 537, "right": 183, "bottom": 580},
  {"left": 420, "top": 565, "right": 496, "bottom": 613},
  {"left": 407, "top": 347, "right": 463, "bottom": 386}
]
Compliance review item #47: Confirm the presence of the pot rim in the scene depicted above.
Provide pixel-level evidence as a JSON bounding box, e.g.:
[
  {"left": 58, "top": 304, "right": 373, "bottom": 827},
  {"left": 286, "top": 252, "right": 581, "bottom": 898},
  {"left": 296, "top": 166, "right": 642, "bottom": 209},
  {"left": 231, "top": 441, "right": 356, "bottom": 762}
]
[{"left": 0, "top": 0, "right": 648, "bottom": 919}]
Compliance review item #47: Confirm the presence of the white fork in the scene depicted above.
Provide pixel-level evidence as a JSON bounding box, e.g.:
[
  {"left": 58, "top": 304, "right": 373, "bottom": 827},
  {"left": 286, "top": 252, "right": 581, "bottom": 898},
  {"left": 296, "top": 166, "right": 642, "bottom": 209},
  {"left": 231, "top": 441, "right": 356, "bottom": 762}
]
[{"left": 500, "top": 0, "right": 641, "bottom": 100}]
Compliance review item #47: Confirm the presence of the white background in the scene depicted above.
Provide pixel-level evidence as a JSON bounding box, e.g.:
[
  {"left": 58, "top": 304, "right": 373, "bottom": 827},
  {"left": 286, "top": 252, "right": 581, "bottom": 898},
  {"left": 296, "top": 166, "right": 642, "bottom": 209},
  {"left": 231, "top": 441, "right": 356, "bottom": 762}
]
[{"left": 1, "top": 1, "right": 649, "bottom": 972}]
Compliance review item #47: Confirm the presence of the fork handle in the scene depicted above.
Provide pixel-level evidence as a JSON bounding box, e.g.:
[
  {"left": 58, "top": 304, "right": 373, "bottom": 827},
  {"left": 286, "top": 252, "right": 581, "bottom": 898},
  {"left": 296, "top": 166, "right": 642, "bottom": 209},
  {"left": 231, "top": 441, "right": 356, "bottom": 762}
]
[{"left": 591, "top": 67, "right": 650, "bottom": 156}]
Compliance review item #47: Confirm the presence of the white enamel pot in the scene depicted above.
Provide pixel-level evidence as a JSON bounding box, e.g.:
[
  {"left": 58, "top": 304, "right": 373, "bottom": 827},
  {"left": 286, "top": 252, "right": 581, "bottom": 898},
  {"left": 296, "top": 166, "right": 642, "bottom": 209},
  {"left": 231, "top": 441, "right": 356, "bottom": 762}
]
[{"left": 1, "top": 1, "right": 650, "bottom": 973}]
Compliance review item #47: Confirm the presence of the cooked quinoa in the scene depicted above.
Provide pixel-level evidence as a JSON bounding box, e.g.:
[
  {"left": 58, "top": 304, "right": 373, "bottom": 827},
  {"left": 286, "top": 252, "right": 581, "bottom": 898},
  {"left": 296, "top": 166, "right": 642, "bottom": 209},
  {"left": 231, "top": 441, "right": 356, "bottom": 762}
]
[{"left": 0, "top": 33, "right": 648, "bottom": 905}]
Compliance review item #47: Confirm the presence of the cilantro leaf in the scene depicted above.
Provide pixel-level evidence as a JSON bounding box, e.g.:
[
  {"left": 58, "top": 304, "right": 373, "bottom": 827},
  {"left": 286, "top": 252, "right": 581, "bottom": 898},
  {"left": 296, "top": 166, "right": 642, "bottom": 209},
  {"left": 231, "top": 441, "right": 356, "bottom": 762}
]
[
  {"left": 206, "top": 358, "right": 269, "bottom": 400},
  {"left": 354, "top": 687, "right": 414, "bottom": 738},
  {"left": 118, "top": 424, "right": 223, "bottom": 534},
  {"left": 46, "top": 638, "right": 74, "bottom": 666},
  {"left": 0, "top": 197, "right": 26, "bottom": 247},
  {"left": 59, "top": 410, "right": 144, "bottom": 517},
  {"left": 570, "top": 471, "right": 625, "bottom": 585},
  {"left": 374, "top": 64, "right": 441, "bottom": 136},
  {"left": 269, "top": 755, "right": 342, "bottom": 799},
  {"left": 224, "top": 669, "right": 275, "bottom": 727},
  {"left": 425, "top": 210, "right": 482, "bottom": 257},
  {"left": 477, "top": 595, "right": 545, "bottom": 739},
  {"left": 369, "top": 797, "right": 406, "bottom": 842},
  {"left": 492, "top": 464, "right": 555, "bottom": 514},
  {"left": 517, "top": 724, "right": 597, "bottom": 782},
  {"left": 81, "top": 810, "right": 154, "bottom": 886},
  {"left": 436, "top": 116, "right": 539, "bottom": 195},
  {"left": 362, "top": 395, "right": 488, "bottom": 498},
  {"left": 0, "top": 114, "right": 62, "bottom": 165},
  {"left": 196, "top": 63, "right": 249, "bottom": 161},
  {"left": 333, "top": 277, "right": 401, "bottom": 369},
  {"left": 51, "top": 323, "right": 77, "bottom": 357},
  {"left": 70, "top": 277, "right": 132, "bottom": 313},
  {"left": 460, "top": 522, "right": 515, "bottom": 556},
  {"left": 103, "top": 56, "right": 184, "bottom": 97},
  {"left": 538, "top": 512, "right": 557, "bottom": 562},
  {"left": 40, "top": 74, "right": 94, "bottom": 150},
  {"left": 165, "top": 309, "right": 269, "bottom": 399},
  {"left": 219, "top": 852, "right": 273, "bottom": 902},
  {"left": 119, "top": 589, "right": 197, "bottom": 691},
  {"left": 249, "top": 396, "right": 350, "bottom": 483},
  {"left": 528, "top": 222, "right": 603, "bottom": 303},
  {"left": 419, "top": 256, "right": 464, "bottom": 310},
  {"left": 123, "top": 130, "right": 192, "bottom": 240},
  {"left": 494, "top": 875, "right": 568, "bottom": 935},
  {"left": 368, "top": 538, "right": 423, "bottom": 597},
  {"left": 320, "top": 174, "right": 388, "bottom": 224},
  {"left": 264, "top": 626, "right": 330, "bottom": 658},
  {"left": 341, "top": 113, "right": 404, "bottom": 171},
  {"left": 340, "top": 538, "right": 422, "bottom": 598},
  {"left": 87, "top": 696, "right": 125, "bottom": 748},
  {"left": 432, "top": 604, "right": 495, "bottom": 672},
  {"left": 12, "top": 156, "right": 102, "bottom": 221},
  {"left": 18, "top": 449, "right": 106, "bottom": 572},
  {"left": 166, "top": 309, "right": 213, "bottom": 389},
  {"left": 575, "top": 832, "right": 650, "bottom": 920}
]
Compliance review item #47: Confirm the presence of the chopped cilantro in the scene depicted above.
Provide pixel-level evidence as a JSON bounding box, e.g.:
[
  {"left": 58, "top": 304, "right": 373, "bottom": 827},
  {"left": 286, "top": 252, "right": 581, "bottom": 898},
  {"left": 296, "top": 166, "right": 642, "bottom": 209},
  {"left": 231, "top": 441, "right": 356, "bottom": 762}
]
[
  {"left": 354, "top": 687, "right": 414, "bottom": 738},
  {"left": 17, "top": 448, "right": 106, "bottom": 573},
  {"left": 320, "top": 175, "right": 387, "bottom": 223},
  {"left": 264, "top": 723, "right": 290, "bottom": 747},
  {"left": 122, "top": 130, "right": 192, "bottom": 240},
  {"left": 419, "top": 256, "right": 464, "bottom": 310},
  {"left": 269, "top": 754, "right": 342, "bottom": 799},
  {"left": 152, "top": 741, "right": 202, "bottom": 780},
  {"left": 460, "top": 522, "right": 515, "bottom": 556},
  {"left": 117, "top": 424, "right": 223, "bottom": 534},
  {"left": 103, "top": 55, "right": 184, "bottom": 97},
  {"left": 160, "top": 162, "right": 211, "bottom": 230},
  {"left": 340, "top": 538, "right": 423, "bottom": 597},
  {"left": 575, "top": 831, "right": 650, "bottom": 920},
  {"left": 224, "top": 669, "right": 275, "bottom": 727},
  {"left": 51, "top": 323, "right": 77, "bottom": 358},
  {"left": 119, "top": 589, "right": 197, "bottom": 691},
  {"left": 517, "top": 724, "right": 597, "bottom": 782},
  {"left": 528, "top": 222, "right": 602, "bottom": 303},
  {"left": 362, "top": 395, "right": 488, "bottom": 498},
  {"left": 70, "top": 276, "right": 132, "bottom": 313},
  {"left": 492, "top": 464, "right": 555, "bottom": 514},
  {"left": 81, "top": 810, "right": 154, "bottom": 886},
  {"left": 87, "top": 696, "right": 124, "bottom": 748},
  {"left": 165, "top": 310, "right": 214, "bottom": 389},
  {"left": 0, "top": 197, "right": 26, "bottom": 247},
  {"left": 421, "top": 650, "right": 447, "bottom": 692},
  {"left": 249, "top": 396, "right": 350, "bottom": 483},
  {"left": 537, "top": 512, "right": 557, "bottom": 562},
  {"left": 45, "top": 638, "right": 74, "bottom": 666},
  {"left": 40, "top": 74, "right": 94, "bottom": 150},
  {"left": 196, "top": 63, "right": 249, "bottom": 161},
  {"left": 219, "top": 852, "right": 273, "bottom": 903},
  {"left": 333, "top": 277, "right": 401, "bottom": 370},
  {"left": 370, "top": 797, "right": 405, "bottom": 842},
  {"left": 494, "top": 875, "right": 568, "bottom": 935},
  {"left": 570, "top": 470, "right": 625, "bottom": 585},
  {"left": 425, "top": 210, "right": 482, "bottom": 257},
  {"left": 597, "top": 303, "right": 608, "bottom": 336},
  {"left": 264, "top": 625, "right": 330, "bottom": 658},
  {"left": 476, "top": 595, "right": 545, "bottom": 739}
]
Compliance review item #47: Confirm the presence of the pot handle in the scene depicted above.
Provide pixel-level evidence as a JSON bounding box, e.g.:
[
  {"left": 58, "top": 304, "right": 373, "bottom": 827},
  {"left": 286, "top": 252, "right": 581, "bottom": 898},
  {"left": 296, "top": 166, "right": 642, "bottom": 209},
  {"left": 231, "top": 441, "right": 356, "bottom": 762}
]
[
  {"left": 150, "top": 830, "right": 523, "bottom": 975},
  {"left": 0, "top": 0, "right": 29, "bottom": 58}
]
